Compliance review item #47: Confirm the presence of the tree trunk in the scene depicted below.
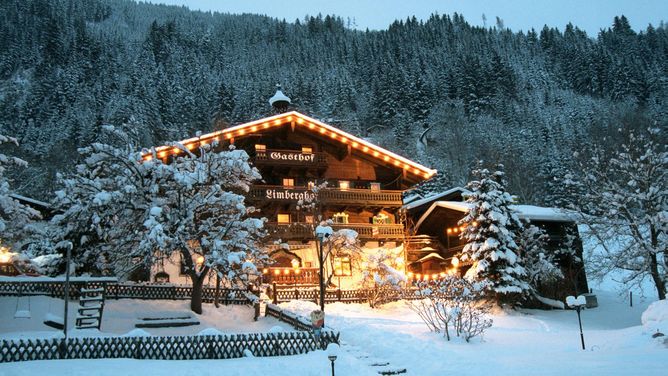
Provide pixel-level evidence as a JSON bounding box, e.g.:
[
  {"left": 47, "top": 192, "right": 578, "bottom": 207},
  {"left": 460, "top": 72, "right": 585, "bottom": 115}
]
[
  {"left": 214, "top": 273, "right": 221, "bottom": 308},
  {"left": 649, "top": 252, "right": 666, "bottom": 300},
  {"left": 190, "top": 271, "right": 207, "bottom": 314}
]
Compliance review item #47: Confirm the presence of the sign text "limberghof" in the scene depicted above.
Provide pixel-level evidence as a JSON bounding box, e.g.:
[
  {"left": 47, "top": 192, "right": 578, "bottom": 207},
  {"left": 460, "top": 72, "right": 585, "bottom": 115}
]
[{"left": 265, "top": 189, "right": 317, "bottom": 202}]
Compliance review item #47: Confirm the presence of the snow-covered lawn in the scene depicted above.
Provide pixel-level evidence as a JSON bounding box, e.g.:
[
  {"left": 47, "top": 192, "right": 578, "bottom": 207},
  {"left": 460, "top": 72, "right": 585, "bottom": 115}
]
[
  {"left": 1, "top": 292, "right": 666, "bottom": 376},
  {"left": 0, "top": 297, "right": 289, "bottom": 339},
  {"left": 280, "top": 291, "right": 667, "bottom": 376}
]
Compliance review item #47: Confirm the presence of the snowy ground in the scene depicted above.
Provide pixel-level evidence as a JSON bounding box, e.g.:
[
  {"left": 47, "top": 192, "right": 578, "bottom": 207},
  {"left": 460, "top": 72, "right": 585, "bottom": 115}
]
[
  {"left": 1, "top": 291, "right": 666, "bottom": 375},
  {"left": 0, "top": 297, "right": 289, "bottom": 339}
]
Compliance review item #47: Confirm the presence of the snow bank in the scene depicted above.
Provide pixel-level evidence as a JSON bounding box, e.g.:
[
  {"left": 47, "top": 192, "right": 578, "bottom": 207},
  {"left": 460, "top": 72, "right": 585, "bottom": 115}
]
[{"left": 641, "top": 300, "right": 668, "bottom": 335}]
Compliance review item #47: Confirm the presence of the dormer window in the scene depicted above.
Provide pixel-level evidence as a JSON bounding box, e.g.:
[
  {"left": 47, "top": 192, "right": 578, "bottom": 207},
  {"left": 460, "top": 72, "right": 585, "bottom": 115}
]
[
  {"left": 370, "top": 182, "right": 381, "bottom": 191},
  {"left": 372, "top": 213, "right": 391, "bottom": 224},
  {"left": 277, "top": 214, "right": 291, "bottom": 223},
  {"left": 255, "top": 144, "right": 266, "bottom": 151},
  {"left": 339, "top": 181, "right": 350, "bottom": 190}
]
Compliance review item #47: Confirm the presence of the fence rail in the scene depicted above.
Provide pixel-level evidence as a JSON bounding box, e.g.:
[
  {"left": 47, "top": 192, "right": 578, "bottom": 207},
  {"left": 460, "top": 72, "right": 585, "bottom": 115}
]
[
  {"left": 0, "top": 331, "right": 339, "bottom": 363},
  {"left": 0, "top": 281, "right": 250, "bottom": 304},
  {"left": 270, "top": 285, "right": 419, "bottom": 304}
]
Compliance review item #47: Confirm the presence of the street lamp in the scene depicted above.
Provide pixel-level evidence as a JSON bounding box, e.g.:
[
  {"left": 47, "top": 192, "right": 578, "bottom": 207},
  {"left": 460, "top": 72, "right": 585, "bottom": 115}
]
[
  {"left": 315, "top": 225, "right": 332, "bottom": 312},
  {"left": 326, "top": 343, "right": 339, "bottom": 376},
  {"left": 566, "top": 295, "right": 587, "bottom": 350}
]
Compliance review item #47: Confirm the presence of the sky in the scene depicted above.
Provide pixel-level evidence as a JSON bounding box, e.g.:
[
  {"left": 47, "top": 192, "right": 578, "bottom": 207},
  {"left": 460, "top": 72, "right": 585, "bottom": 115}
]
[{"left": 151, "top": 0, "right": 666, "bottom": 36}]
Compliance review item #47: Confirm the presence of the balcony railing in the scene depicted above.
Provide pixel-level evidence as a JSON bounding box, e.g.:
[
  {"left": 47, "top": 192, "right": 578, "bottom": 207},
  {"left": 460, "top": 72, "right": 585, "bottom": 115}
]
[
  {"left": 254, "top": 149, "right": 328, "bottom": 167},
  {"left": 264, "top": 222, "right": 405, "bottom": 240},
  {"left": 262, "top": 267, "right": 320, "bottom": 285},
  {"left": 249, "top": 185, "right": 403, "bottom": 206}
]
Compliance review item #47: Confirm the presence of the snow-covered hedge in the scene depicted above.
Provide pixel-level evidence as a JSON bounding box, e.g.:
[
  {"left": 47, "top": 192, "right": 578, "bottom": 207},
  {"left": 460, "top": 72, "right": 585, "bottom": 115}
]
[{"left": 641, "top": 300, "right": 668, "bottom": 335}]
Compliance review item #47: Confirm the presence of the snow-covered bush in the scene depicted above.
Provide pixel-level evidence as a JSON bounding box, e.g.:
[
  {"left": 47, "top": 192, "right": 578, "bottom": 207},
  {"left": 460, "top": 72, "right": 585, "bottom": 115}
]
[
  {"left": 408, "top": 276, "right": 492, "bottom": 342},
  {"left": 362, "top": 247, "right": 406, "bottom": 308},
  {"left": 642, "top": 300, "right": 668, "bottom": 337}
]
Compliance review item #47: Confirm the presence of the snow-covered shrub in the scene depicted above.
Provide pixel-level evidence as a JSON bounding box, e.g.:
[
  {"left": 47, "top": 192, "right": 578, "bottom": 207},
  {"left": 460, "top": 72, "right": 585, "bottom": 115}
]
[
  {"left": 642, "top": 300, "right": 668, "bottom": 337},
  {"left": 362, "top": 247, "right": 406, "bottom": 308},
  {"left": 408, "top": 276, "right": 492, "bottom": 342}
]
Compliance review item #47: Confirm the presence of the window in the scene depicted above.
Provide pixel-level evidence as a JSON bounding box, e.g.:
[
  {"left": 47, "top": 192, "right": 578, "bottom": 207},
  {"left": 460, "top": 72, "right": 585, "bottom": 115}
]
[
  {"left": 277, "top": 214, "right": 291, "bottom": 223},
  {"left": 372, "top": 213, "right": 391, "bottom": 224},
  {"left": 305, "top": 215, "right": 314, "bottom": 224},
  {"left": 255, "top": 144, "right": 266, "bottom": 151},
  {"left": 333, "top": 256, "right": 352, "bottom": 277},
  {"left": 302, "top": 146, "right": 313, "bottom": 154},
  {"left": 339, "top": 180, "right": 350, "bottom": 190},
  {"left": 333, "top": 212, "right": 349, "bottom": 224},
  {"left": 370, "top": 182, "right": 381, "bottom": 191},
  {"left": 282, "top": 178, "right": 295, "bottom": 187},
  {"left": 307, "top": 181, "right": 315, "bottom": 189}
]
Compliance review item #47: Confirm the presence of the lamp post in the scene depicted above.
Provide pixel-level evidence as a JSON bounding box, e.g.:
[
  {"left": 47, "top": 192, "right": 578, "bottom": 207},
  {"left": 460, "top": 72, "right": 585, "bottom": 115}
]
[
  {"left": 566, "top": 295, "right": 587, "bottom": 350},
  {"left": 315, "top": 225, "right": 331, "bottom": 312}
]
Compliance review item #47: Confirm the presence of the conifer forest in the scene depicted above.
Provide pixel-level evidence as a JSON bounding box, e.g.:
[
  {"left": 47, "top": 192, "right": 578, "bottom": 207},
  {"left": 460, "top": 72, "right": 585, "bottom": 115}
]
[{"left": 0, "top": 0, "right": 666, "bottom": 205}]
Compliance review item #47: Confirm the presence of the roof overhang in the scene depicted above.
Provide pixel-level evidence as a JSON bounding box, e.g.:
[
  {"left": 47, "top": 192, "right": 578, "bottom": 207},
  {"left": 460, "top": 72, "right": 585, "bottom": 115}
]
[{"left": 141, "top": 111, "right": 437, "bottom": 180}]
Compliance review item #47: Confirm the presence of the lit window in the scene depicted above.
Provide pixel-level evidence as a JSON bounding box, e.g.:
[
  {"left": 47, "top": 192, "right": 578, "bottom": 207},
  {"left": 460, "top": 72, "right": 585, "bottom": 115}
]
[
  {"left": 255, "top": 144, "right": 266, "bottom": 151},
  {"left": 305, "top": 215, "right": 314, "bottom": 224},
  {"left": 339, "top": 181, "right": 350, "bottom": 190},
  {"left": 277, "top": 214, "right": 291, "bottom": 223},
  {"left": 370, "top": 182, "right": 381, "bottom": 191},
  {"left": 283, "top": 178, "right": 295, "bottom": 187},
  {"left": 333, "top": 212, "right": 349, "bottom": 224},
  {"left": 333, "top": 256, "right": 352, "bottom": 276},
  {"left": 372, "top": 213, "right": 390, "bottom": 224},
  {"left": 307, "top": 181, "right": 315, "bottom": 189},
  {"left": 302, "top": 146, "right": 313, "bottom": 154}
]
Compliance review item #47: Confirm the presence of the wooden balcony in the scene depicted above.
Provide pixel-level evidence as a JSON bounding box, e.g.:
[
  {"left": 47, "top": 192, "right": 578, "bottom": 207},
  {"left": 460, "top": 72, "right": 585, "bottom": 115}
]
[
  {"left": 249, "top": 185, "right": 404, "bottom": 207},
  {"left": 264, "top": 222, "right": 405, "bottom": 240},
  {"left": 254, "top": 149, "right": 328, "bottom": 167},
  {"left": 262, "top": 267, "right": 320, "bottom": 285}
]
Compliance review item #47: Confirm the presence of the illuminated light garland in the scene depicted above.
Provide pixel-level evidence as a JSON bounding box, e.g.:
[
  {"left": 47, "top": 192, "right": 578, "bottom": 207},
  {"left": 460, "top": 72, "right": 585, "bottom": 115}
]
[
  {"left": 144, "top": 155, "right": 153, "bottom": 161},
  {"left": 140, "top": 111, "right": 437, "bottom": 178}
]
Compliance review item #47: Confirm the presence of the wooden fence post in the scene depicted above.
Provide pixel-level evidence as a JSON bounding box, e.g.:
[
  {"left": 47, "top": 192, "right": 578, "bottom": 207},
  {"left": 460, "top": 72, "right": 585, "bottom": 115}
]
[{"left": 272, "top": 283, "right": 278, "bottom": 304}]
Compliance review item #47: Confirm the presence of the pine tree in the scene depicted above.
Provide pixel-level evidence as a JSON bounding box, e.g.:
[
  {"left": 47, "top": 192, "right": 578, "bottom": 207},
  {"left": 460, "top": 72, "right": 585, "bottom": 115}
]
[{"left": 458, "top": 163, "right": 530, "bottom": 302}]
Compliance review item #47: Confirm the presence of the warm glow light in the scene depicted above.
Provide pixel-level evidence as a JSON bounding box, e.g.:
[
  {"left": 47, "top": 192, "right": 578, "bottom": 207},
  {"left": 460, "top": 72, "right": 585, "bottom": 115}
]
[
  {"left": 330, "top": 132, "right": 337, "bottom": 139},
  {"left": 309, "top": 123, "right": 315, "bottom": 129},
  {"left": 144, "top": 155, "right": 153, "bottom": 161},
  {"left": 295, "top": 269, "right": 301, "bottom": 275},
  {"left": 274, "top": 269, "right": 280, "bottom": 275},
  {"left": 341, "top": 137, "right": 348, "bottom": 143},
  {"left": 472, "top": 221, "right": 478, "bottom": 227},
  {"left": 263, "top": 123, "right": 270, "bottom": 129},
  {"left": 158, "top": 151, "right": 167, "bottom": 158},
  {"left": 251, "top": 126, "right": 257, "bottom": 132},
  {"left": 196, "top": 256, "right": 205, "bottom": 265},
  {"left": 394, "top": 160, "right": 400, "bottom": 166},
  {"left": 287, "top": 116, "right": 293, "bottom": 121},
  {"left": 186, "top": 143, "right": 196, "bottom": 150},
  {"left": 0, "top": 248, "right": 12, "bottom": 263},
  {"left": 452, "top": 257, "right": 460, "bottom": 267},
  {"left": 352, "top": 142, "right": 358, "bottom": 148},
  {"left": 446, "top": 228, "right": 452, "bottom": 234},
  {"left": 373, "top": 151, "right": 380, "bottom": 157},
  {"left": 274, "top": 119, "right": 281, "bottom": 125},
  {"left": 432, "top": 274, "right": 438, "bottom": 280},
  {"left": 384, "top": 156, "right": 389, "bottom": 161},
  {"left": 320, "top": 128, "right": 326, "bottom": 134},
  {"left": 363, "top": 146, "right": 369, "bottom": 152},
  {"left": 283, "top": 269, "right": 290, "bottom": 275},
  {"left": 439, "top": 272, "right": 446, "bottom": 278},
  {"left": 407, "top": 272, "right": 414, "bottom": 279},
  {"left": 414, "top": 168, "right": 420, "bottom": 174},
  {"left": 225, "top": 133, "right": 232, "bottom": 139},
  {"left": 297, "top": 118, "right": 304, "bottom": 124},
  {"left": 238, "top": 129, "right": 246, "bottom": 135},
  {"left": 262, "top": 268, "right": 268, "bottom": 274},
  {"left": 291, "top": 259, "right": 300, "bottom": 269}
]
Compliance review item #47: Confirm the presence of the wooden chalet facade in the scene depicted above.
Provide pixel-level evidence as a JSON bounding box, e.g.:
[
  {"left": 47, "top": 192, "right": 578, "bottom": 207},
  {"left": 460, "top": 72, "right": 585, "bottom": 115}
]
[{"left": 142, "top": 106, "right": 436, "bottom": 288}]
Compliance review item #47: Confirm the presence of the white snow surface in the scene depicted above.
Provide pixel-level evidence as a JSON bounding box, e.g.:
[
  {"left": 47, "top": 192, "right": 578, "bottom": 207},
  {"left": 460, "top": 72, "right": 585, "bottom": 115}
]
[
  {"left": 641, "top": 300, "right": 668, "bottom": 334},
  {"left": 1, "top": 292, "right": 666, "bottom": 375}
]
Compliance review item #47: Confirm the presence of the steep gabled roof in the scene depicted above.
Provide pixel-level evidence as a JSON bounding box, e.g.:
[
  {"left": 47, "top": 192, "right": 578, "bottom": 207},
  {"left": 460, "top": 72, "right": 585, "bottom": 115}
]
[{"left": 142, "top": 111, "right": 437, "bottom": 180}]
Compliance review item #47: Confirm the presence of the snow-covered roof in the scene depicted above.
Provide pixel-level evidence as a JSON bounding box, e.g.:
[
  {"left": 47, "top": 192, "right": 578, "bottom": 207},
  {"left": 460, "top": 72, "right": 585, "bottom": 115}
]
[
  {"left": 143, "top": 111, "right": 436, "bottom": 180},
  {"left": 414, "top": 252, "right": 446, "bottom": 263},
  {"left": 415, "top": 201, "right": 578, "bottom": 229},
  {"left": 402, "top": 187, "right": 469, "bottom": 210}
]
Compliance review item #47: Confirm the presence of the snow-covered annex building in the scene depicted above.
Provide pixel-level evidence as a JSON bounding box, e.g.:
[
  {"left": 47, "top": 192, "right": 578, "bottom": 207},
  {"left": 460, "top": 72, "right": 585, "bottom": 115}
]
[
  {"left": 404, "top": 189, "right": 590, "bottom": 302},
  {"left": 142, "top": 88, "right": 436, "bottom": 287}
]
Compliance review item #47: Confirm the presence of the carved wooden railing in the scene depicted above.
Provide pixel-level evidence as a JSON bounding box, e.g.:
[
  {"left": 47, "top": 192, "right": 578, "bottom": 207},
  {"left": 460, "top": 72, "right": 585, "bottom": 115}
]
[
  {"left": 254, "top": 149, "right": 328, "bottom": 167},
  {"left": 249, "top": 185, "right": 403, "bottom": 206},
  {"left": 264, "top": 222, "right": 405, "bottom": 240},
  {"left": 262, "top": 267, "right": 320, "bottom": 285}
]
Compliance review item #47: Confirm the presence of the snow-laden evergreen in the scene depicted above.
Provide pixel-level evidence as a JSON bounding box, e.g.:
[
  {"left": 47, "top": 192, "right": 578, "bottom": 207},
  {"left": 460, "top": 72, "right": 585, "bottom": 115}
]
[
  {"left": 458, "top": 164, "right": 530, "bottom": 300},
  {"left": 0, "top": 134, "right": 39, "bottom": 248},
  {"left": 52, "top": 125, "right": 267, "bottom": 313}
]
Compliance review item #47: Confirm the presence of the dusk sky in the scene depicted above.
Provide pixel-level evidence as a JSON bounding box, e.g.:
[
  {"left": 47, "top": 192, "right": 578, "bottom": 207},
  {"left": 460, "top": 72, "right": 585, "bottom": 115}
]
[{"left": 152, "top": 0, "right": 666, "bottom": 36}]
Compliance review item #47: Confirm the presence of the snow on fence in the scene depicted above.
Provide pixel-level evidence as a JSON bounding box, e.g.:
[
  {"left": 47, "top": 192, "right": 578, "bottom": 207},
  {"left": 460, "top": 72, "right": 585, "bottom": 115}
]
[
  {"left": 271, "top": 285, "right": 417, "bottom": 304},
  {"left": 0, "top": 280, "right": 250, "bottom": 305},
  {"left": 0, "top": 331, "right": 340, "bottom": 363}
]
